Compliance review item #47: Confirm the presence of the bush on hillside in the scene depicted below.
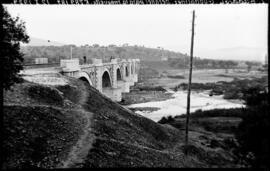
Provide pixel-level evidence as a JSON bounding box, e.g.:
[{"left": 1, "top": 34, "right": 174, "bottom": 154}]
[{"left": 158, "top": 116, "right": 175, "bottom": 124}]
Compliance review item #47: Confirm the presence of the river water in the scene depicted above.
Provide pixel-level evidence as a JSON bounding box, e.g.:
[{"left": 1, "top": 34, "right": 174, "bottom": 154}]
[{"left": 128, "top": 90, "right": 245, "bottom": 122}]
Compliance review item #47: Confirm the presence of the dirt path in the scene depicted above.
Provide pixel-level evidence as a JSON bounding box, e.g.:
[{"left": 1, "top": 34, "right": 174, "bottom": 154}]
[
  {"left": 60, "top": 109, "right": 95, "bottom": 168},
  {"left": 58, "top": 86, "right": 95, "bottom": 168}
]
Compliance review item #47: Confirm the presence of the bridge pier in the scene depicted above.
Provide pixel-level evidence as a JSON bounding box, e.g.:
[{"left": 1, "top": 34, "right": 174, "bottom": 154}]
[
  {"left": 111, "top": 58, "right": 118, "bottom": 89},
  {"left": 102, "top": 87, "right": 122, "bottom": 102},
  {"left": 92, "top": 58, "right": 103, "bottom": 92},
  {"left": 133, "top": 73, "right": 138, "bottom": 82},
  {"left": 128, "top": 74, "right": 138, "bottom": 86},
  {"left": 117, "top": 80, "right": 129, "bottom": 93}
]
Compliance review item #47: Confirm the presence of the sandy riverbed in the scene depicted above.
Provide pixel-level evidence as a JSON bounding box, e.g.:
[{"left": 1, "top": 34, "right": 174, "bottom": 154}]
[{"left": 127, "top": 90, "right": 245, "bottom": 122}]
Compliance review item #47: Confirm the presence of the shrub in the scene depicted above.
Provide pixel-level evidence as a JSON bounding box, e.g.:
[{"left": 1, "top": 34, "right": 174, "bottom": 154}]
[{"left": 158, "top": 115, "right": 175, "bottom": 124}]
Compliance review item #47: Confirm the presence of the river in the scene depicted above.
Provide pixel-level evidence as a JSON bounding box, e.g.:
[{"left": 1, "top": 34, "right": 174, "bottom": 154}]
[{"left": 127, "top": 90, "right": 245, "bottom": 122}]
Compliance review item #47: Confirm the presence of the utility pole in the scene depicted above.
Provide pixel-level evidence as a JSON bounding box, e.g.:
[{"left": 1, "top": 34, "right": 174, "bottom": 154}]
[{"left": 185, "top": 10, "right": 195, "bottom": 153}]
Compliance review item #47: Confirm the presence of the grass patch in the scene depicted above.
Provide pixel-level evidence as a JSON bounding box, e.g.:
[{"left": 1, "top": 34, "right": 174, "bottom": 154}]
[
  {"left": 27, "top": 85, "right": 64, "bottom": 106},
  {"left": 56, "top": 84, "right": 83, "bottom": 104},
  {"left": 84, "top": 138, "right": 203, "bottom": 168},
  {"left": 3, "top": 105, "right": 84, "bottom": 169}
]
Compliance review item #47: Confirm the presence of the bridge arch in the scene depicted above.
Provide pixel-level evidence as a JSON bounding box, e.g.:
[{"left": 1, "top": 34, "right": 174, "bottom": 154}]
[
  {"left": 116, "top": 67, "right": 122, "bottom": 81},
  {"left": 102, "top": 70, "right": 112, "bottom": 88},
  {"left": 125, "top": 66, "right": 129, "bottom": 77},
  {"left": 77, "top": 72, "right": 93, "bottom": 86}
]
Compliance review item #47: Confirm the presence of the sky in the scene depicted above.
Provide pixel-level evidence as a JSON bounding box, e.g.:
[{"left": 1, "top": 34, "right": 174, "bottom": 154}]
[{"left": 5, "top": 4, "right": 268, "bottom": 61}]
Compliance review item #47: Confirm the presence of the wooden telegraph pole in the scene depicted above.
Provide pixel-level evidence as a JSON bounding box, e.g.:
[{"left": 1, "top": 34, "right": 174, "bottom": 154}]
[{"left": 185, "top": 10, "right": 195, "bottom": 152}]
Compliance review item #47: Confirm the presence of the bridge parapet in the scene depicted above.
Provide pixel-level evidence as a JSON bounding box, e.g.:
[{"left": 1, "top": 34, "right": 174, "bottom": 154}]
[
  {"left": 92, "top": 58, "right": 103, "bottom": 65},
  {"left": 60, "top": 59, "right": 80, "bottom": 72},
  {"left": 80, "top": 64, "right": 94, "bottom": 69}
]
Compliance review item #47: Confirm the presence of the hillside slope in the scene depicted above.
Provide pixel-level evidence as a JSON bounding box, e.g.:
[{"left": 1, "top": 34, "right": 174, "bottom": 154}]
[
  {"left": 3, "top": 75, "right": 240, "bottom": 168},
  {"left": 81, "top": 84, "right": 204, "bottom": 167},
  {"left": 3, "top": 77, "right": 93, "bottom": 169}
]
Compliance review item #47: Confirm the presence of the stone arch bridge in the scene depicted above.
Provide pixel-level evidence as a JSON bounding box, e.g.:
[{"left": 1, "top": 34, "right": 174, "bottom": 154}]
[{"left": 60, "top": 58, "right": 140, "bottom": 102}]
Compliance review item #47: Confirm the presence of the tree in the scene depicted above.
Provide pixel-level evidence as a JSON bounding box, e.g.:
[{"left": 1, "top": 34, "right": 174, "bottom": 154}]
[
  {"left": 92, "top": 44, "right": 99, "bottom": 48},
  {"left": 2, "top": 5, "right": 29, "bottom": 90}
]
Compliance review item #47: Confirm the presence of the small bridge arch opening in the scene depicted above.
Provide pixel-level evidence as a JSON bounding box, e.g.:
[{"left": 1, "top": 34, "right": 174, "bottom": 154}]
[
  {"left": 79, "top": 77, "right": 90, "bottom": 86},
  {"left": 125, "top": 66, "right": 129, "bottom": 77},
  {"left": 117, "top": 68, "right": 122, "bottom": 81},
  {"left": 102, "top": 71, "right": 112, "bottom": 88}
]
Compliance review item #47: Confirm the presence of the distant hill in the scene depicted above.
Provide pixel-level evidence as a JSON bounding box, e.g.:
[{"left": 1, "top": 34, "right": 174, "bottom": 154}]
[
  {"left": 20, "top": 44, "right": 188, "bottom": 63},
  {"left": 22, "top": 37, "right": 66, "bottom": 46}
]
